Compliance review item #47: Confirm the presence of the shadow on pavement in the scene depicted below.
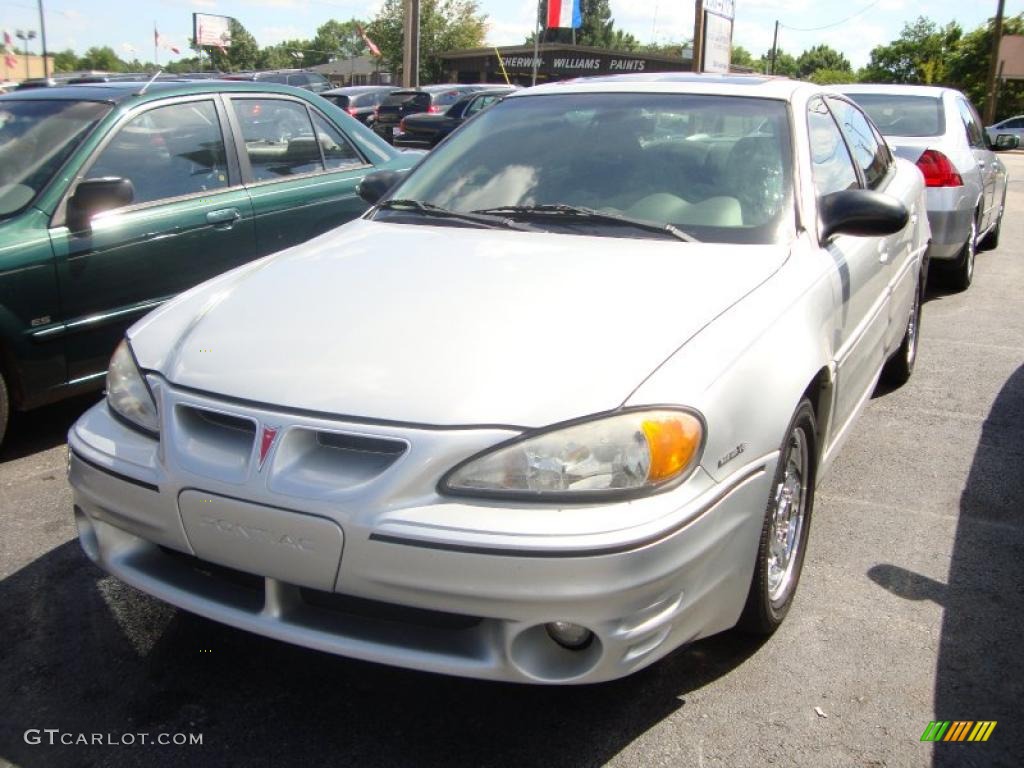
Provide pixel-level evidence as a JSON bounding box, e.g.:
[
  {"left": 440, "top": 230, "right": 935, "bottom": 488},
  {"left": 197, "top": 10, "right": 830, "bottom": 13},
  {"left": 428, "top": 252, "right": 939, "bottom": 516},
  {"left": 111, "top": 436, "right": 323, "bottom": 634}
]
[
  {"left": 0, "top": 539, "right": 769, "bottom": 767},
  {"left": 1, "top": 393, "right": 101, "bottom": 463},
  {"left": 869, "top": 363, "right": 1024, "bottom": 766}
]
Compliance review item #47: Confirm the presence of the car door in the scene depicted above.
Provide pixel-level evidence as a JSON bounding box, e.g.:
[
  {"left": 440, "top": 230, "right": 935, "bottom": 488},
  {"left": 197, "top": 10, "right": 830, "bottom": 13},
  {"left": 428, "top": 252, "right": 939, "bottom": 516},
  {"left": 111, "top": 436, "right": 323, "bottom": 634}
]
[
  {"left": 828, "top": 96, "right": 917, "bottom": 354},
  {"left": 808, "top": 97, "right": 891, "bottom": 440},
  {"left": 227, "top": 95, "right": 372, "bottom": 256},
  {"left": 49, "top": 95, "right": 256, "bottom": 384},
  {"left": 957, "top": 97, "right": 997, "bottom": 230}
]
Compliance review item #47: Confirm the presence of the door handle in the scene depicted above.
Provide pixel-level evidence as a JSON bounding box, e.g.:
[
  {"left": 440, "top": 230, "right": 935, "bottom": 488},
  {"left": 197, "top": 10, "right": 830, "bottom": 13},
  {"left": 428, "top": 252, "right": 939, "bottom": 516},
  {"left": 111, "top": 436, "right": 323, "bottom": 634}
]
[{"left": 207, "top": 208, "right": 240, "bottom": 227}]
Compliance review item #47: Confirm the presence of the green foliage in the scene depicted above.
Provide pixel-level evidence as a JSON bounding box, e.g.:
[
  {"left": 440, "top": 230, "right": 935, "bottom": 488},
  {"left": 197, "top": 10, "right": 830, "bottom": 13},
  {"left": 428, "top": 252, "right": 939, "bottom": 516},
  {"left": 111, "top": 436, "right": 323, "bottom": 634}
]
[
  {"left": 760, "top": 48, "right": 798, "bottom": 77},
  {"left": 52, "top": 49, "right": 79, "bottom": 73},
  {"left": 731, "top": 45, "right": 756, "bottom": 69},
  {"left": 947, "top": 14, "right": 1024, "bottom": 122},
  {"left": 368, "top": 0, "right": 488, "bottom": 83},
  {"left": 78, "top": 46, "right": 127, "bottom": 72},
  {"left": 311, "top": 19, "right": 369, "bottom": 65},
  {"left": 860, "top": 16, "right": 962, "bottom": 84},
  {"left": 202, "top": 19, "right": 261, "bottom": 72},
  {"left": 809, "top": 68, "right": 857, "bottom": 85},
  {"left": 796, "top": 45, "right": 851, "bottom": 79}
]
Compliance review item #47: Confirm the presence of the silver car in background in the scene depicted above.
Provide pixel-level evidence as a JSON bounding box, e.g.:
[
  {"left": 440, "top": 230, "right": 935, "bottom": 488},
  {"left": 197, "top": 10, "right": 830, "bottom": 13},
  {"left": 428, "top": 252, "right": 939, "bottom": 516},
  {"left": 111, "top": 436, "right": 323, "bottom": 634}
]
[
  {"left": 840, "top": 84, "right": 1015, "bottom": 291},
  {"left": 68, "top": 76, "right": 929, "bottom": 684},
  {"left": 985, "top": 114, "right": 1024, "bottom": 144}
]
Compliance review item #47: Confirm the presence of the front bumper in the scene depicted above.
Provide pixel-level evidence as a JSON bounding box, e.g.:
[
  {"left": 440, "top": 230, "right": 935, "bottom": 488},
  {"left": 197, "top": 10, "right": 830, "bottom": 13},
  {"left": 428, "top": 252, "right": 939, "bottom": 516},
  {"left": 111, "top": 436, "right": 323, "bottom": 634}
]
[{"left": 68, "top": 385, "right": 776, "bottom": 684}]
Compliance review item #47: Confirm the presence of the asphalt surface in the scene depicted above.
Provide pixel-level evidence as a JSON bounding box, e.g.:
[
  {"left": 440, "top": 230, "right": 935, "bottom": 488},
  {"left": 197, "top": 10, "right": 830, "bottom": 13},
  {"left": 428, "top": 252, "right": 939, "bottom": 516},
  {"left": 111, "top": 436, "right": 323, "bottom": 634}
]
[{"left": 2, "top": 158, "right": 1023, "bottom": 768}]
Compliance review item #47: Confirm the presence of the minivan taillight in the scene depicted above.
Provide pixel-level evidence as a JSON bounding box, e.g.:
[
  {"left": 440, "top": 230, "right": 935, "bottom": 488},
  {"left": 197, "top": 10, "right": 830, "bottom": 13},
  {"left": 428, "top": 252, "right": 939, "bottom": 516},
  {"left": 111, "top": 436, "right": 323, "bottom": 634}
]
[
  {"left": 347, "top": 107, "right": 358, "bottom": 116},
  {"left": 428, "top": 105, "right": 441, "bottom": 113},
  {"left": 916, "top": 149, "right": 963, "bottom": 187}
]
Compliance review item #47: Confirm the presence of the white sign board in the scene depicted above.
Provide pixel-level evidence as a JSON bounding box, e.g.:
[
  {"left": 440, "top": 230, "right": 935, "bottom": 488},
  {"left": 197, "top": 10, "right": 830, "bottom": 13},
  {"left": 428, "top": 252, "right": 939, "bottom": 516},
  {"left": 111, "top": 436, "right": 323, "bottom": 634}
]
[
  {"left": 703, "top": 12, "right": 733, "bottom": 73},
  {"left": 703, "top": 0, "right": 735, "bottom": 21},
  {"left": 194, "top": 13, "right": 232, "bottom": 49}
]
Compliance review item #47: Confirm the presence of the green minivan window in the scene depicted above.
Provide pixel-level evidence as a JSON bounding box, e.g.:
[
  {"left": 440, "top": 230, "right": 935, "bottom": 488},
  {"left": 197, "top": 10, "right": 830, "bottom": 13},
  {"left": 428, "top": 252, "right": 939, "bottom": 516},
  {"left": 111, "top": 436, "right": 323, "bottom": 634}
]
[
  {"left": 88, "top": 100, "right": 229, "bottom": 205},
  {"left": 0, "top": 99, "right": 111, "bottom": 217}
]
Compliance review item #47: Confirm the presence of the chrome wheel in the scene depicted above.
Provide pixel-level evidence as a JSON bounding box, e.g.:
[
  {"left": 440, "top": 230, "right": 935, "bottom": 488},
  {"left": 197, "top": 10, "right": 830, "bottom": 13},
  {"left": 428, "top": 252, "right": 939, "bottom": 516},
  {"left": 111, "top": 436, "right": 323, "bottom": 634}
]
[
  {"left": 965, "top": 217, "right": 977, "bottom": 283},
  {"left": 905, "top": 287, "right": 920, "bottom": 368},
  {"left": 766, "top": 426, "right": 809, "bottom": 602}
]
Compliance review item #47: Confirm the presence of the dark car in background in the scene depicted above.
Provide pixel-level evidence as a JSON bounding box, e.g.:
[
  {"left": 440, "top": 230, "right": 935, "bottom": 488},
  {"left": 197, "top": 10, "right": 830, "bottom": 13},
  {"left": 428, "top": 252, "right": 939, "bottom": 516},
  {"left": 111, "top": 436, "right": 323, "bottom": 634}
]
[
  {"left": 322, "top": 85, "right": 398, "bottom": 125},
  {"left": 372, "top": 84, "right": 483, "bottom": 143},
  {"left": 0, "top": 80, "right": 417, "bottom": 448},
  {"left": 223, "top": 69, "right": 332, "bottom": 93},
  {"left": 394, "top": 87, "right": 514, "bottom": 149}
]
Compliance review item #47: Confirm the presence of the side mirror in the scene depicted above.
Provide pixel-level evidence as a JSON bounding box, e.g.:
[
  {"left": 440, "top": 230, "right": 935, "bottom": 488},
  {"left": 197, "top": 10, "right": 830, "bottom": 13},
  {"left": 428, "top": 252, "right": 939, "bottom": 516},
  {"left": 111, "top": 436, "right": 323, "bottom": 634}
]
[
  {"left": 819, "top": 189, "right": 909, "bottom": 241},
  {"left": 357, "top": 169, "right": 406, "bottom": 206},
  {"left": 67, "top": 177, "right": 134, "bottom": 231},
  {"left": 993, "top": 133, "right": 1019, "bottom": 151}
]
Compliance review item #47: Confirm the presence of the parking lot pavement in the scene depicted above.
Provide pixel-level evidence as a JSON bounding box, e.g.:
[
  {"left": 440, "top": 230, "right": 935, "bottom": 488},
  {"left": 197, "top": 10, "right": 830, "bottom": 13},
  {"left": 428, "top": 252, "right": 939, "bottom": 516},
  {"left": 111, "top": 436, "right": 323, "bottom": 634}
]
[{"left": 2, "top": 160, "right": 1022, "bottom": 768}]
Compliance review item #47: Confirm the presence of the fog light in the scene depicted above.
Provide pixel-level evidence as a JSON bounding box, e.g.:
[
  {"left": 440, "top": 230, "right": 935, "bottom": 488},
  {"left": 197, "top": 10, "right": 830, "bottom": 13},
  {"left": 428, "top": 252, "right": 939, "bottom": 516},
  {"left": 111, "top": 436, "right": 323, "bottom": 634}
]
[{"left": 545, "top": 621, "right": 593, "bottom": 650}]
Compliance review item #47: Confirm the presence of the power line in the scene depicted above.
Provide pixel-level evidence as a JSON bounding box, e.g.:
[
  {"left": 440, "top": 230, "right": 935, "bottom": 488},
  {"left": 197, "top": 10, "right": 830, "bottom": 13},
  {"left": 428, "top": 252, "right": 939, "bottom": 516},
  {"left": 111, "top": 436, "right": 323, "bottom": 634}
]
[{"left": 780, "top": 0, "right": 883, "bottom": 33}]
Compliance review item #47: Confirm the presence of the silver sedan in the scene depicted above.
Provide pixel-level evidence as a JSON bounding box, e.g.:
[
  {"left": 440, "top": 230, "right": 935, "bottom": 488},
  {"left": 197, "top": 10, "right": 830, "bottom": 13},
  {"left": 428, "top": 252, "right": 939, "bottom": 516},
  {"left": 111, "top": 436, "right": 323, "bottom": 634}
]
[
  {"left": 841, "top": 84, "right": 1014, "bottom": 291},
  {"left": 68, "top": 75, "right": 929, "bottom": 683}
]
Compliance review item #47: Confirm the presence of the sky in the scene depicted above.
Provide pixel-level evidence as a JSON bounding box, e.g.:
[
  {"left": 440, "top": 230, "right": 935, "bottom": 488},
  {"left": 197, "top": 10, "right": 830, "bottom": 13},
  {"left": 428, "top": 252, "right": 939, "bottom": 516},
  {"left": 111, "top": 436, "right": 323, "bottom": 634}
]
[{"left": 1, "top": 0, "right": 1019, "bottom": 69}]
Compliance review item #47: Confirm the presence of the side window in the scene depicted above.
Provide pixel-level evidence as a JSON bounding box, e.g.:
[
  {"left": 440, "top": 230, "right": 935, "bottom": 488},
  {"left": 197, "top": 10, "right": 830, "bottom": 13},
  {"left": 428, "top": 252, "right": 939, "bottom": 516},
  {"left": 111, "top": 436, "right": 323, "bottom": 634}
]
[
  {"left": 957, "top": 99, "right": 985, "bottom": 148},
  {"left": 232, "top": 99, "right": 323, "bottom": 181},
  {"left": 465, "top": 95, "right": 497, "bottom": 116},
  {"left": 310, "top": 112, "right": 363, "bottom": 170},
  {"left": 827, "top": 97, "right": 889, "bottom": 189},
  {"left": 87, "top": 100, "right": 228, "bottom": 206},
  {"left": 808, "top": 97, "right": 859, "bottom": 197},
  {"left": 287, "top": 74, "right": 307, "bottom": 87}
]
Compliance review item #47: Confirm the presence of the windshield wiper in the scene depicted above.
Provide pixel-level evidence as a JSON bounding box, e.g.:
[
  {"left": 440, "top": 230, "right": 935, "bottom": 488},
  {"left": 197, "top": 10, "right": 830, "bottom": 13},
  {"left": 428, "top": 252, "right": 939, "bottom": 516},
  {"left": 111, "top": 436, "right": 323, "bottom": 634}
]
[
  {"left": 377, "top": 199, "right": 530, "bottom": 230},
  {"left": 471, "top": 204, "right": 700, "bottom": 243}
]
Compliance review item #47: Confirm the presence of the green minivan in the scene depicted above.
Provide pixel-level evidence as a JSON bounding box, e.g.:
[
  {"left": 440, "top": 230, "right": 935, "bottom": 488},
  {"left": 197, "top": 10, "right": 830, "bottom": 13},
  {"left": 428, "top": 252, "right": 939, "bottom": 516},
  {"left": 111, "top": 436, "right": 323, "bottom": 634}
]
[{"left": 0, "top": 80, "right": 418, "bottom": 448}]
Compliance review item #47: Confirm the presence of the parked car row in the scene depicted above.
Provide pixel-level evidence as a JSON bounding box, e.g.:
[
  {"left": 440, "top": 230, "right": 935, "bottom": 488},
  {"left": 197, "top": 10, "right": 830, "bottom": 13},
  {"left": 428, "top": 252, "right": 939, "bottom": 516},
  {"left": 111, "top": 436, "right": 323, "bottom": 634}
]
[{"left": 67, "top": 73, "right": 946, "bottom": 684}]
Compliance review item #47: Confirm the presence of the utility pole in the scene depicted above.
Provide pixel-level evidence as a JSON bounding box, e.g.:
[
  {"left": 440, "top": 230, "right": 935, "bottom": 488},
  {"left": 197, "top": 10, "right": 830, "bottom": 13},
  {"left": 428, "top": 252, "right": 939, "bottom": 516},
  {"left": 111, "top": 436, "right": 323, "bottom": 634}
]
[
  {"left": 531, "top": 0, "right": 541, "bottom": 85},
  {"left": 692, "top": 0, "right": 704, "bottom": 73},
  {"left": 402, "top": 0, "right": 420, "bottom": 87},
  {"left": 770, "top": 21, "right": 779, "bottom": 75},
  {"left": 37, "top": 0, "right": 48, "bottom": 77},
  {"left": 984, "top": 0, "right": 1006, "bottom": 125}
]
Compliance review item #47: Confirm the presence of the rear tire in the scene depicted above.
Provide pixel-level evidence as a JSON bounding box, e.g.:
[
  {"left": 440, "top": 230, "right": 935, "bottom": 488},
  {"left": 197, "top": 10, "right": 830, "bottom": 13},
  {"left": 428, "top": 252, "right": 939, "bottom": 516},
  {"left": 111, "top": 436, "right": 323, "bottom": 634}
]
[
  {"left": 945, "top": 214, "right": 977, "bottom": 292},
  {"left": 738, "top": 399, "right": 817, "bottom": 635},
  {"left": 881, "top": 278, "right": 922, "bottom": 388}
]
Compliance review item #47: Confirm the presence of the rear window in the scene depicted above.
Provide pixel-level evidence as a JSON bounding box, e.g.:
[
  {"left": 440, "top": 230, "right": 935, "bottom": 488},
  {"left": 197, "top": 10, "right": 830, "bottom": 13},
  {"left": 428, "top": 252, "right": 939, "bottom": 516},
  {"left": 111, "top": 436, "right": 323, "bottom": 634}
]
[
  {"left": 432, "top": 90, "right": 463, "bottom": 107},
  {"left": 352, "top": 92, "right": 380, "bottom": 108},
  {"left": 843, "top": 93, "right": 945, "bottom": 138},
  {"left": 324, "top": 94, "right": 350, "bottom": 109}
]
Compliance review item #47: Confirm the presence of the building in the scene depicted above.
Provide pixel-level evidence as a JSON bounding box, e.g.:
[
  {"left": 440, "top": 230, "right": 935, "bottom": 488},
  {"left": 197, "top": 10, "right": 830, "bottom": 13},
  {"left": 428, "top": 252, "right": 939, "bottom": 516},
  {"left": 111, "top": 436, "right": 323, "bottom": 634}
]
[
  {"left": 2, "top": 53, "right": 55, "bottom": 82},
  {"left": 311, "top": 56, "right": 393, "bottom": 87},
  {"left": 440, "top": 43, "right": 692, "bottom": 86}
]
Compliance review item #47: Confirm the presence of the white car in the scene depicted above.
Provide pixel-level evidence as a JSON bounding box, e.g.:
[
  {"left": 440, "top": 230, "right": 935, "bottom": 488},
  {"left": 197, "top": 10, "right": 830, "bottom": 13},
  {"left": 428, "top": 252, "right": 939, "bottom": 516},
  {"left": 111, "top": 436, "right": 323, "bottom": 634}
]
[{"left": 68, "top": 74, "right": 929, "bottom": 684}]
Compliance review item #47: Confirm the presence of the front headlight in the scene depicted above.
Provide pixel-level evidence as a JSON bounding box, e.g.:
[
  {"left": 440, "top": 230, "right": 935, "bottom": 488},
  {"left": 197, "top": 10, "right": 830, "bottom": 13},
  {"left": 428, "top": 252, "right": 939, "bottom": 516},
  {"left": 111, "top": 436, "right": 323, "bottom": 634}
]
[
  {"left": 106, "top": 340, "right": 159, "bottom": 435},
  {"left": 441, "top": 409, "right": 704, "bottom": 500}
]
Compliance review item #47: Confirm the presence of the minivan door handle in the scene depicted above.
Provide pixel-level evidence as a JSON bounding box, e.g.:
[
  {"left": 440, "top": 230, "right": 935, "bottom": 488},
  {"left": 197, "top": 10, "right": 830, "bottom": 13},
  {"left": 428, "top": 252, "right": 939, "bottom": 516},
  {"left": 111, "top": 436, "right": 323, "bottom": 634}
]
[{"left": 207, "top": 208, "right": 241, "bottom": 228}]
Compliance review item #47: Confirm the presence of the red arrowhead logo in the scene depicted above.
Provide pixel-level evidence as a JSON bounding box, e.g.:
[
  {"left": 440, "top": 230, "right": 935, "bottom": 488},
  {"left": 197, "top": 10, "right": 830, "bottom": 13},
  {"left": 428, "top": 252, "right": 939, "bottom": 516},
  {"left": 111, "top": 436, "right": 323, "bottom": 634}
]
[{"left": 258, "top": 426, "right": 279, "bottom": 470}]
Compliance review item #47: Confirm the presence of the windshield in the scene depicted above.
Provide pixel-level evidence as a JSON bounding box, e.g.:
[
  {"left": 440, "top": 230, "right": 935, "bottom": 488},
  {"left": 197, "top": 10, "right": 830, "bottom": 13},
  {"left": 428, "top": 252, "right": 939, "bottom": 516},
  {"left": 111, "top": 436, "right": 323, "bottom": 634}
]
[
  {"left": 0, "top": 99, "right": 110, "bottom": 217},
  {"left": 843, "top": 93, "right": 945, "bottom": 138},
  {"left": 383, "top": 93, "right": 794, "bottom": 244}
]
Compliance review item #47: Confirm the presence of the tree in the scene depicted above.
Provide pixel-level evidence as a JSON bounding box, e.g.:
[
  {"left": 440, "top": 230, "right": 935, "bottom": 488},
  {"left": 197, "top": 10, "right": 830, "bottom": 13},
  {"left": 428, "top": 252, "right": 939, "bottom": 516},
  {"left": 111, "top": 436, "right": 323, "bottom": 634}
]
[
  {"left": 368, "top": 0, "right": 487, "bottom": 83},
  {"left": 860, "top": 16, "right": 961, "bottom": 84},
  {"left": 796, "top": 45, "right": 851, "bottom": 79},
  {"left": 809, "top": 68, "right": 856, "bottom": 85},
  {"left": 529, "top": 0, "right": 639, "bottom": 50},
  {"left": 760, "top": 48, "right": 797, "bottom": 77},
  {"left": 200, "top": 18, "right": 260, "bottom": 72},
  {"left": 78, "top": 46, "right": 126, "bottom": 72},
  {"left": 310, "top": 19, "right": 369, "bottom": 65},
  {"left": 731, "top": 45, "right": 756, "bottom": 70},
  {"left": 52, "top": 48, "right": 79, "bottom": 72},
  {"left": 947, "top": 13, "right": 1024, "bottom": 122}
]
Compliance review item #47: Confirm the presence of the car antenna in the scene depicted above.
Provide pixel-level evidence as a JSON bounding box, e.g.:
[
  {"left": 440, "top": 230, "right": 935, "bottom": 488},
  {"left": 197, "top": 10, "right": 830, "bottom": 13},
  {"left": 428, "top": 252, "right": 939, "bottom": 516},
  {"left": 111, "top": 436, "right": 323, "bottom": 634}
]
[{"left": 136, "top": 69, "right": 164, "bottom": 96}]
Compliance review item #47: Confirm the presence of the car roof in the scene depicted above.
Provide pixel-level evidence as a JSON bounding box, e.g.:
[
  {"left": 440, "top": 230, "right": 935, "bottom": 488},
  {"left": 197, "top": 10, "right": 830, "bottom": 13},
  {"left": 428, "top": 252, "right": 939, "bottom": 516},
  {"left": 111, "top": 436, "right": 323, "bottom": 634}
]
[
  {"left": 836, "top": 83, "right": 954, "bottom": 99},
  {"left": 511, "top": 72, "right": 809, "bottom": 100},
  {"left": 0, "top": 80, "right": 323, "bottom": 105},
  {"left": 324, "top": 85, "right": 396, "bottom": 95}
]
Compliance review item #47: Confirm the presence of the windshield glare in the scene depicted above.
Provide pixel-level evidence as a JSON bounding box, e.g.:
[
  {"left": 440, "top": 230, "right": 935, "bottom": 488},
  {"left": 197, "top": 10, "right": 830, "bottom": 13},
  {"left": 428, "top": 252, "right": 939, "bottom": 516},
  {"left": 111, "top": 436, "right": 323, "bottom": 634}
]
[
  {"left": 386, "top": 93, "right": 794, "bottom": 244},
  {"left": 0, "top": 99, "right": 110, "bottom": 217}
]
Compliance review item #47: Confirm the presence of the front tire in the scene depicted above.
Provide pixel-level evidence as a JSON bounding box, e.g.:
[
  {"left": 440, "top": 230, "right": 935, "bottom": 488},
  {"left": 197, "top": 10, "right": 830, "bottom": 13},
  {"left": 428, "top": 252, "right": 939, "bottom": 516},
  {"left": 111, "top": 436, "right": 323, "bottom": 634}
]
[{"left": 738, "top": 399, "right": 817, "bottom": 635}]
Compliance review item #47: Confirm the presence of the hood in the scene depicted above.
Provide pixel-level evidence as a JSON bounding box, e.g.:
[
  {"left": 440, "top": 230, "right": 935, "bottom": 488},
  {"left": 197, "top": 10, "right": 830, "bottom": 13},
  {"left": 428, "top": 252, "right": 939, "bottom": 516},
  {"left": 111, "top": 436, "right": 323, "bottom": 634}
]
[{"left": 131, "top": 220, "right": 787, "bottom": 427}]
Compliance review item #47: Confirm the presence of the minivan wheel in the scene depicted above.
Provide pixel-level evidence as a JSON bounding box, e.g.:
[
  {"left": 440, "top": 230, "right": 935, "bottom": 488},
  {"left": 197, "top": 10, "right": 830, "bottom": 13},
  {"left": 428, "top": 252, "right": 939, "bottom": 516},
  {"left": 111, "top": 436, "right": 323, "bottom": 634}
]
[{"left": 738, "top": 399, "right": 817, "bottom": 635}]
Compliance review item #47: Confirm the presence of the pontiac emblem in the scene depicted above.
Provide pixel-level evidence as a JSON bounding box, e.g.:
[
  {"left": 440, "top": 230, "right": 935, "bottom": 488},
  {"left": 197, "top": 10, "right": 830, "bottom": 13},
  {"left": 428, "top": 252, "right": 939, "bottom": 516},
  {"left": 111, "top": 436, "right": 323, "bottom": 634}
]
[{"left": 257, "top": 426, "right": 280, "bottom": 471}]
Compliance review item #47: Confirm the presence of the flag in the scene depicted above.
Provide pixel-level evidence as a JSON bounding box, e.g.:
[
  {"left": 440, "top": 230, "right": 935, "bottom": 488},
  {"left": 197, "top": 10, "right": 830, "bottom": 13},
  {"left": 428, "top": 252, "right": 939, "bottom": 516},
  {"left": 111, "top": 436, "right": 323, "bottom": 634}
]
[
  {"left": 356, "top": 23, "right": 382, "bottom": 57},
  {"left": 154, "top": 28, "right": 180, "bottom": 54},
  {"left": 3, "top": 30, "right": 15, "bottom": 70},
  {"left": 546, "top": 0, "right": 583, "bottom": 29}
]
